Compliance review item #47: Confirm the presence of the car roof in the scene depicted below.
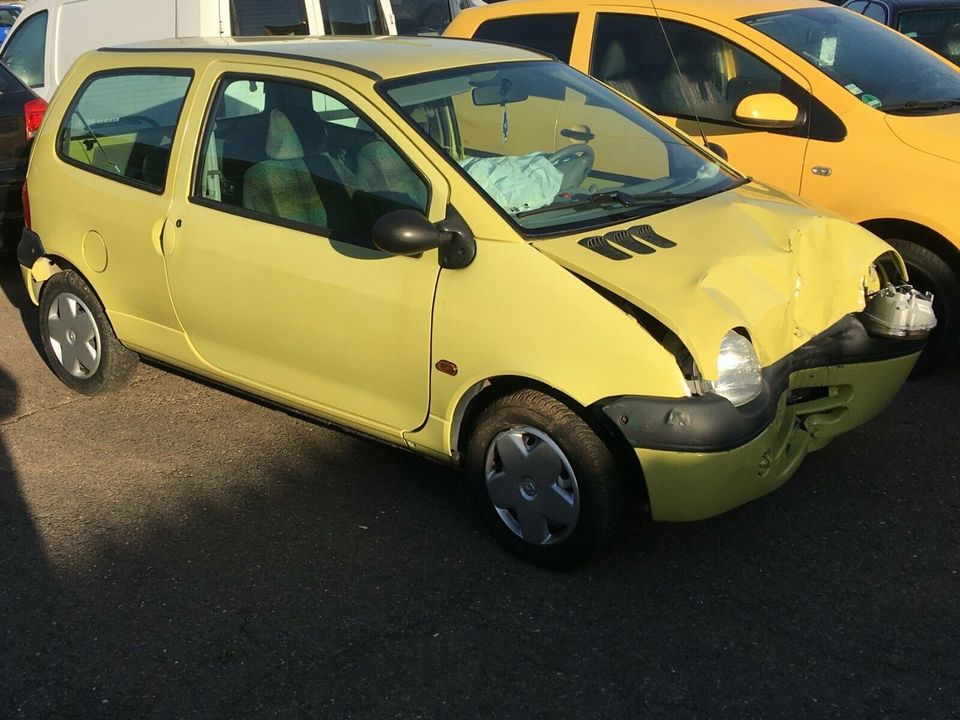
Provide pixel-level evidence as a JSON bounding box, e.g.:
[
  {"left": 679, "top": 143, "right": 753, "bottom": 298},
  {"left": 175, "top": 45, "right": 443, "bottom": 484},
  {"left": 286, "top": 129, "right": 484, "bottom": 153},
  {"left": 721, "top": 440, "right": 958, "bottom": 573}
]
[
  {"left": 458, "top": 0, "right": 834, "bottom": 23},
  {"left": 102, "top": 35, "right": 550, "bottom": 81}
]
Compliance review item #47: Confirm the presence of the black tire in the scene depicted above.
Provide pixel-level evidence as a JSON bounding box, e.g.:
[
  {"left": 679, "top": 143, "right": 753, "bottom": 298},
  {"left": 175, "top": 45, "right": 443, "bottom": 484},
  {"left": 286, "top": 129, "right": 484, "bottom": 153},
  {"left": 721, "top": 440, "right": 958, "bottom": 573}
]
[
  {"left": 38, "top": 270, "right": 138, "bottom": 395},
  {"left": 466, "top": 389, "right": 630, "bottom": 569},
  {"left": 888, "top": 239, "right": 960, "bottom": 374}
]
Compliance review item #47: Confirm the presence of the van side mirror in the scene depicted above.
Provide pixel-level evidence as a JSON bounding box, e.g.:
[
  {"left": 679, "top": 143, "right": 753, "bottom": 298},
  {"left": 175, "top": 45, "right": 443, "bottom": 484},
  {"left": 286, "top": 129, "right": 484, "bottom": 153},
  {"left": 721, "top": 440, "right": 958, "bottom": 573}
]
[{"left": 734, "top": 93, "right": 802, "bottom": 129}]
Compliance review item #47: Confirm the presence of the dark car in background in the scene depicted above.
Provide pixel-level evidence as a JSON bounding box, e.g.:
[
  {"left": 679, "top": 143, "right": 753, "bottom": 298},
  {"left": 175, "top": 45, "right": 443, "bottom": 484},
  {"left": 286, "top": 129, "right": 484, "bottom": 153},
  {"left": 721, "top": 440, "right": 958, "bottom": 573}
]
[
  {"left": 0, "top": 59, "right": 44, "bottom": 250},
  {"left": 843, "top": 0, "right": 960, "bottom": 65}
]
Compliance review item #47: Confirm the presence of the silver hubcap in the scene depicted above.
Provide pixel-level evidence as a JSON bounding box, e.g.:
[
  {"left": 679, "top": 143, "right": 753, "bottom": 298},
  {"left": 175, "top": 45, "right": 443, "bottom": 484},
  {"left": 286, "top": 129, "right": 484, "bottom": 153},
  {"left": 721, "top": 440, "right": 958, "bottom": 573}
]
[
  {"left": 46, "top": 292, "right": 102, "bottom": 379},
  {"left": 484, "top": 426, "right": 580, "bottom": 546}
]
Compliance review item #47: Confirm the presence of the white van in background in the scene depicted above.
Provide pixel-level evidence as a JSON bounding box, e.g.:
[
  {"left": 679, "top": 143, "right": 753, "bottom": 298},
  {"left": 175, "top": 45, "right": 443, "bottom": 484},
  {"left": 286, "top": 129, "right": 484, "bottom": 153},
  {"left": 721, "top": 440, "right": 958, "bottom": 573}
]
[{"left": 0, "top": 0, "right": 494, "bottom": 101}]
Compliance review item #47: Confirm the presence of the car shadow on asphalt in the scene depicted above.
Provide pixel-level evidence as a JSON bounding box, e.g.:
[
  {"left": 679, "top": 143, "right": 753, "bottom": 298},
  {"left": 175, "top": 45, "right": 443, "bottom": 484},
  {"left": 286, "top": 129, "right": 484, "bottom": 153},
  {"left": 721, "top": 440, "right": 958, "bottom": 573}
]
[
  {"left": 0, "top": 364, "right": 65, "bottom": 715},
  {"left": 0, "top": 251, "right": 44, "bottom": 359}
]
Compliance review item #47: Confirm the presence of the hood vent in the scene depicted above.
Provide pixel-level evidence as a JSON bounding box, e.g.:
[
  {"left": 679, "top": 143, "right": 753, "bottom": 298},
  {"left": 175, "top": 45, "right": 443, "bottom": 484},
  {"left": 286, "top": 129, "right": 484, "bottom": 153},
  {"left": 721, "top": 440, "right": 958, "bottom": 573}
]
[{"left": 578, "top": 225, "right": 677, "bottom": 260}]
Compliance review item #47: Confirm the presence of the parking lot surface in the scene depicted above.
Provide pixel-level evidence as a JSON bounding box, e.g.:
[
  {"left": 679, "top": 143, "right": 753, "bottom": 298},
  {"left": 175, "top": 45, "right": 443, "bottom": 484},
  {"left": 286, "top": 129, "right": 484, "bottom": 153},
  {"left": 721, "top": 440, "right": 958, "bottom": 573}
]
[{"left": 1, "top": 257, "right": 958, "bottom": 719}]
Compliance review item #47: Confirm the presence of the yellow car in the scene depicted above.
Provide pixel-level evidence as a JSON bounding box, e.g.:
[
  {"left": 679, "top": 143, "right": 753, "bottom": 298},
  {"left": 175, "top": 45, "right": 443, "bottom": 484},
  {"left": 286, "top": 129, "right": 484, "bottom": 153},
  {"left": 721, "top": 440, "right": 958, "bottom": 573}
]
[
  {"left": 446, "top": 0, "right": 960, "bottom": 372},
  {"left": 18, "top": 37, "right": 933, "bottom": 567}
]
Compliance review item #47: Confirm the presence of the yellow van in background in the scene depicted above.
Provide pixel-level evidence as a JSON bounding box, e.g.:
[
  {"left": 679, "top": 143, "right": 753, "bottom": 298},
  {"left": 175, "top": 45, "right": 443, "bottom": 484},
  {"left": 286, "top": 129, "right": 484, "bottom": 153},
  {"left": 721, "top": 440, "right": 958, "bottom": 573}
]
[{"left": 447, "top": 0, "right": 960, "bottom": 371}]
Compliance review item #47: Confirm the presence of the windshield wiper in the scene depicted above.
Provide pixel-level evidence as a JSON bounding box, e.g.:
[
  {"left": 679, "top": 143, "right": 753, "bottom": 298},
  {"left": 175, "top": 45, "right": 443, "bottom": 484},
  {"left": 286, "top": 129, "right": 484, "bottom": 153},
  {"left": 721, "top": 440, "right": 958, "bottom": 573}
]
[
  {"left": 879, "top": 98, "right": 960, "bottom": 113},
  {"left": 516, "top": 190, "right": 684, "bottom": 219}
]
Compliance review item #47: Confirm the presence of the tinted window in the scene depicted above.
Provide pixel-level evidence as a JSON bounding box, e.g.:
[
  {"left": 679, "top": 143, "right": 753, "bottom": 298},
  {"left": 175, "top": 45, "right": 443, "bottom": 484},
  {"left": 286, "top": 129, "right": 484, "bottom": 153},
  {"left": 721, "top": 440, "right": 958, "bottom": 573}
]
[
  {"left": 391, "top": 0, "right": 453, "bottom": 35},
  {"left": 844, "top": 1, "right": 868, "bottom": 12},
  {"left": 230, "top": 0, "right": 308, "bottom": 35},
  {"left": 863, "top": 2, "right": 888, "bottom": 23},
  {"left": 474, "top": 14, "right": 578, "bottom": 63},
  {"left": 194, "top": 76, "right": 427, "bottom": 246},
  {"left": 58, "top": 72, "right": 192, "bottom": 191},
  {"left": 319, "top": 0, "right": 386, "bottom": 34},
  {"left": 592, "top": 14, "right": 806, "bottom": 129},
  {"left": 0, "top": 11, "right": 47, "bottom": 88},
  {"left": 898, "top": 9, "right": 960, "bottom": 65}
]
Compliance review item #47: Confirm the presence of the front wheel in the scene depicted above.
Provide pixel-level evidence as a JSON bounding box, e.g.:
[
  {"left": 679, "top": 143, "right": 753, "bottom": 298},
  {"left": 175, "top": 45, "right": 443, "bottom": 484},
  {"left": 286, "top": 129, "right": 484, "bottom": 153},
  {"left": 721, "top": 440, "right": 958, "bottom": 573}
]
[
  {"left": 466, "top": 389, "right": 630, "bottom": 569},
  {"left": 38, "top": 270, "right": 138, "bottom": 395},
  {"left": 888, "top": 239, "right": 960, "bottom": 374}
]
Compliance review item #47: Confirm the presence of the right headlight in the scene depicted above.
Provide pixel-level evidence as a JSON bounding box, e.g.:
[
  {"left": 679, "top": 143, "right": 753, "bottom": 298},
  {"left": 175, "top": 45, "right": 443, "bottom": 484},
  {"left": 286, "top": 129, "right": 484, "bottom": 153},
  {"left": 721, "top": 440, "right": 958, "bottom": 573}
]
[{"left": 712, "top": 330, "right": 763, "bottom": 407}]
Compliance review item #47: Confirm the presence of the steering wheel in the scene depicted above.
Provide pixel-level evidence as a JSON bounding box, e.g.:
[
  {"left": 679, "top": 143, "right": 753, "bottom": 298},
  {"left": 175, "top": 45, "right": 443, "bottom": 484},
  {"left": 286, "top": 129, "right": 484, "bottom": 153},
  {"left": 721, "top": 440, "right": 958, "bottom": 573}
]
[{"left": 547, "top": 143, "right": 595, "bottom": 191}]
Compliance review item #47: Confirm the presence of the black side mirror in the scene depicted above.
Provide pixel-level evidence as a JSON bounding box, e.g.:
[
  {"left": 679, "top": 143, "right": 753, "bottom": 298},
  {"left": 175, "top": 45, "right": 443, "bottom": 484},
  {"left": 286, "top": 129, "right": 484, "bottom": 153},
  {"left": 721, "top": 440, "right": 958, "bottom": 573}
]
[
  {"left": 372, "top": 207, "right": 476, "bottom": 270},
  {"left": 373, "top": 209, "right": 447, "bottom": 256}
]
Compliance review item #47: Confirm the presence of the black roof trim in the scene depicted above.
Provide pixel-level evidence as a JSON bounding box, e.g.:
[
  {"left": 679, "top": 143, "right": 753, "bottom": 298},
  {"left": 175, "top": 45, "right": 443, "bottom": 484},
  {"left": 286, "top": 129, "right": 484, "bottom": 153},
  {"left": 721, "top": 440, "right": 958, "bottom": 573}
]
[{"left": 98, "top": 46, "right": 382, "bottom": 81}]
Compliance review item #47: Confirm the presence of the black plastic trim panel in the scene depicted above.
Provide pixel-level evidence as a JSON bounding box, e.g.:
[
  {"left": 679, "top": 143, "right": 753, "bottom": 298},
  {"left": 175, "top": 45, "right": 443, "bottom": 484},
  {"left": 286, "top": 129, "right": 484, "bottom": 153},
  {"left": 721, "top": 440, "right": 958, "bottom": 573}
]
[
  {"left": 17, "top": 228, "right": 43, "bottom": 268},
  {"left": 594, "top": 314, "right": 925, "bottom": 452}
]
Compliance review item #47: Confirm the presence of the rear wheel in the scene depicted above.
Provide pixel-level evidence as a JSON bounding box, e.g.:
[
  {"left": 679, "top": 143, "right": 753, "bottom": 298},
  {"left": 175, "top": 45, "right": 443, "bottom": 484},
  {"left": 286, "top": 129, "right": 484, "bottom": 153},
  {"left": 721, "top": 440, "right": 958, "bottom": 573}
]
[
  {"left": 466, "top": 389, "right": 630, "bottom": 569},
  {"left": 888, "top": 239, "right": 960, "bottom": 374},
  {"left": 38, "top": 270, "right": 138, "bottom": 395}
]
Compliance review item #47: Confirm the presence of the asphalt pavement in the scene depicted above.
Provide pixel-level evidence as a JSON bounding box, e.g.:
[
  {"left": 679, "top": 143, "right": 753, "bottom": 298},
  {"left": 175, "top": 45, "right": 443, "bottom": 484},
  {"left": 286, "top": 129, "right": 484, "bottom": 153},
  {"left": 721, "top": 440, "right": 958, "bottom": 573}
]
[{"left": 1, "top": 255, "right": 958, "bottom": 719}]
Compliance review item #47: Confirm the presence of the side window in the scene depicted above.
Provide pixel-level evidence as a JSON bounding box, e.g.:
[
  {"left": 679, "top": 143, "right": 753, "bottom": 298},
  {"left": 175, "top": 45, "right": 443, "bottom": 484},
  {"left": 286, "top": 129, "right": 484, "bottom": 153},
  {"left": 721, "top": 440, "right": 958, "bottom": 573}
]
[
  {"left": 58, "top": 72, "right": 192, "bottom": 191},
  {"left": 193, "top": 76, "right": 428, "bottom": 247},
  {"left": 844, "top": 2, "right": 868, "bottom": 13},
  {"left": 473, "top": 14, "right": 578, "bottom": 63},
  {"left": 0, "top": 10, "right": 47, "bottom": 88},
  {"left": 319, "top": 0, "right": 387, "bottom": 35},
  {"left": 591, "top": 14, "right": 807, "bottom": 129},
  {"left": 390, "top": 0, "right": 453, "bottom": 35},
  {"left": 230, "top": 0, "right": 308, "bottom": 36},
  {"left": 863, "top": 2, "right": 889, "bottom": 23}
]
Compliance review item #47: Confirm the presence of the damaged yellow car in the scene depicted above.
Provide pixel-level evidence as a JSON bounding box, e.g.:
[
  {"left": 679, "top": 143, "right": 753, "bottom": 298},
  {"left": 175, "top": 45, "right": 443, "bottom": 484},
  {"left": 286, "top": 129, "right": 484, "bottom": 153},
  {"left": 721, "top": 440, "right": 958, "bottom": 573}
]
[{"left": 18, "top": 38, "right": 935, "bottom": 567}]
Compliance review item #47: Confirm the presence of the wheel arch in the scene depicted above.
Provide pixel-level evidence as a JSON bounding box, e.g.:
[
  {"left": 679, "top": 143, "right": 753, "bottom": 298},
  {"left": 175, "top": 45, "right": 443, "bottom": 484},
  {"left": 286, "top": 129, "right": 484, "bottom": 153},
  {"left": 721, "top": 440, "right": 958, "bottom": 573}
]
[
  {"left": 450, "top": 375, "right": 648, "bottom": 499},
  {"left": 861, "top": 218, "right": 960, "bottom": 277}
]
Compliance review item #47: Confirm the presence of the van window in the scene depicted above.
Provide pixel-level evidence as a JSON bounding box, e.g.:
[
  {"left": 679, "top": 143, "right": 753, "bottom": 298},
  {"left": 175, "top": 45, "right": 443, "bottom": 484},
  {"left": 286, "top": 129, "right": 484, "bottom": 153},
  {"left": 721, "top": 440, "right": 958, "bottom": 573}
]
[
  {"left": 391, "top": 0, "right": 453, "bottom": 35},
  {"left": 230, "top": 0, "right": 309, "bottom": 36},
  {"left": 0, "top": 10, "right": 47, "bottom": 88},
  {"left": 319, "top": 0, "right": 387, "bottom": 35},
  {"left": 473, "top": 14, "right": 579, "bottom": 63},
  {"left": 58, "top": 72, "right": 193, "bottom": 191}
]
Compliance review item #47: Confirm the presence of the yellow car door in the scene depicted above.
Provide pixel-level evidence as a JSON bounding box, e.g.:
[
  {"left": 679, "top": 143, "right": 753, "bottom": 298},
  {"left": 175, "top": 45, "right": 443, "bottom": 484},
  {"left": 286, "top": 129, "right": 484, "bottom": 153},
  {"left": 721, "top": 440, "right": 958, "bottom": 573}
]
[
  {"left": 577, "top": 7, "right": 815, "bottom": 194},
  {"left": 161, "top": 68, "right": 443, "bottom": 435}
]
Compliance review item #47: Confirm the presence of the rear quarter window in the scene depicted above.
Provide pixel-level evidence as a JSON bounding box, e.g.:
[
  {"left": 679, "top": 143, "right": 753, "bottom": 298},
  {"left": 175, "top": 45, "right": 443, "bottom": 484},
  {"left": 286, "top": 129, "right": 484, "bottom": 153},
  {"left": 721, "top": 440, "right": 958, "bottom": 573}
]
[
  {"left": 0, "top": 10, "right": 47, "bottom": 88},
  {"left": 58, "top": 70, "right": 193, "bottom": 192},
  {"left": 473, "top": 14, "right": 579, "bottom": 63}
]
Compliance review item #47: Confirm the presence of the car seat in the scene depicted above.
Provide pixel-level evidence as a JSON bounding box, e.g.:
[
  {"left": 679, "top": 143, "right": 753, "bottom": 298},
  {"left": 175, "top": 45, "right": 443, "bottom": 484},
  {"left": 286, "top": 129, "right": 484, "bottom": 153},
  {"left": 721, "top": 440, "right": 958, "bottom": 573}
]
[{"left": 242, "top": 109, "right": 327, "bottom": 227}]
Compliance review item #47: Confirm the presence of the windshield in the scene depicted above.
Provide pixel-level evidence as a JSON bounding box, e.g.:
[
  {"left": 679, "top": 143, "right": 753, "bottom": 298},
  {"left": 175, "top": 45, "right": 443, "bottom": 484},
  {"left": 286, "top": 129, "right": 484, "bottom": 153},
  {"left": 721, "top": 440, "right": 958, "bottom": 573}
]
[
  {"left": 898, "top": 9, "right": 960, "bottom": 66},
  {"left": 381, "top": 61, "right": 741, "bottom": 235},
  {"left": 742, "top": 6, "right": 960, "bottom": 113}
]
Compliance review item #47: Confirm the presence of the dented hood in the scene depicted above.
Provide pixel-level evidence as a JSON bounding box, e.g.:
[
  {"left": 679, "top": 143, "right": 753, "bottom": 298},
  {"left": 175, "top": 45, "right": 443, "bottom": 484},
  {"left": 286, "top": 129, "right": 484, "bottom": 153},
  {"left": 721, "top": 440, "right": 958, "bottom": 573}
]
[
  {"left": 885, "top": 111, "right": 960, "bottom": 165},
  {"left": 534, "top": 182, "right": 897, "bottom": 378}
]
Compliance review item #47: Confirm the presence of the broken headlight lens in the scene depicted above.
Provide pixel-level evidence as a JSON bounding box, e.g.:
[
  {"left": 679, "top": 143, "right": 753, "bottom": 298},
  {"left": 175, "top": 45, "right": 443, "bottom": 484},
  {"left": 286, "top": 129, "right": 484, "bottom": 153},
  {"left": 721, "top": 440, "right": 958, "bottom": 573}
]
[{"left": 713, "top": 331, "right": 763, "bottom": 407}]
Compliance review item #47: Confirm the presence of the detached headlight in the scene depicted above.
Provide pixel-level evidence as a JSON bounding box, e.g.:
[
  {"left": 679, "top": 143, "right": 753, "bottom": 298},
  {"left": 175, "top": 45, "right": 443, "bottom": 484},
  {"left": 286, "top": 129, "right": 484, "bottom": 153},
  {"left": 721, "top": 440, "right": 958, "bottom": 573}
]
[{"left": 713, "top": 331, "right": 763, "bottom": 407}]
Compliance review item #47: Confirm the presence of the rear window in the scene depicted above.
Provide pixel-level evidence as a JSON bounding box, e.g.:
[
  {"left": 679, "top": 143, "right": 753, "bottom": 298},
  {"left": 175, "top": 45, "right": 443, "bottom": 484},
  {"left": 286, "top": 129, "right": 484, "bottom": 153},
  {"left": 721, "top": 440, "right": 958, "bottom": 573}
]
[
  {"left": 0, "top": 10, "right": 47, "bottom": 88},
  {"left": 58, "top": 71, "right": 193, "bottom": 192},
  {"left": 473, "top": 14, "right": 578, "bottom": 63}
]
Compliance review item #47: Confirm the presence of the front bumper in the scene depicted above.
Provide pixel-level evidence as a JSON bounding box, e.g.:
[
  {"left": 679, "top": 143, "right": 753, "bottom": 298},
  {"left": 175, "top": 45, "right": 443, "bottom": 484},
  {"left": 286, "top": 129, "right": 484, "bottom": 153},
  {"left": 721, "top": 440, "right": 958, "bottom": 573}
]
[{"left": 595, "top": 314, "right": 923, "bottom": 521}]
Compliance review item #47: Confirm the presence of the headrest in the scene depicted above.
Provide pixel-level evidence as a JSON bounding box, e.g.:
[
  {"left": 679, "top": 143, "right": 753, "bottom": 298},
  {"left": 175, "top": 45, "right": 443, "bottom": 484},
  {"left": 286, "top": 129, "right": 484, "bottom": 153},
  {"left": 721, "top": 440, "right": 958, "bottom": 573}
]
[
  {"left": 265, "top": 109, "right": 304, "bottom": 161},
  {"left": 600, "top": 41, "right": 628, "bottom": 79}
]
